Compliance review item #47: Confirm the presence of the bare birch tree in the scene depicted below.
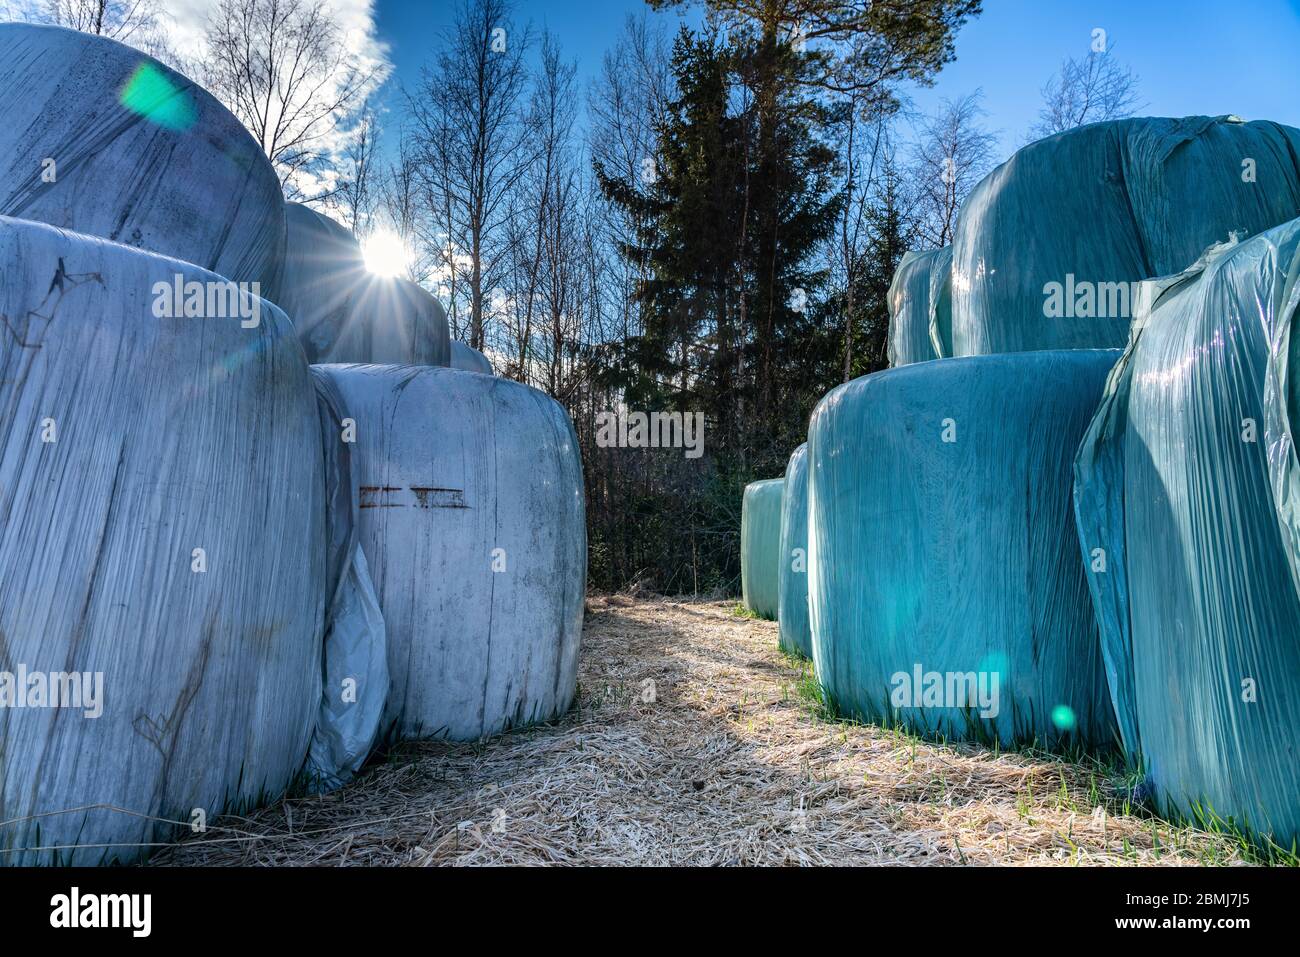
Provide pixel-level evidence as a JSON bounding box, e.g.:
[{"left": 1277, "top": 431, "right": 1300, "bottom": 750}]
[
  {"left": 588, "top": 13, "right": 673, "bottom": 350},
  {"left": 202, "top": 0, "right": 378, "bottom": 200},
  {"left": 409, "top": 0, "right": 533, "bottom": 351},
  {"left": 333, "top": 103, "right": 381, "bottom": 235},
  {"left": 1032, "top": 43, "right": 1141, "bottom": 139},
  {"left": 909, "top": 91, "right": 997, "bottom": 247}
]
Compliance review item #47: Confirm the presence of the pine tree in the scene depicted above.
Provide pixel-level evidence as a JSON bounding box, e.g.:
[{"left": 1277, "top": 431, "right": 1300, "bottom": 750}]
[{"left": 597, "top": 25, "right": 841, "bottom": 465}]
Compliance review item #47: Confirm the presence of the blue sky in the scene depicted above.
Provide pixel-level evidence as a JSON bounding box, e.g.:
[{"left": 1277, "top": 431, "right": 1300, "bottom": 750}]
[
  {"left": 905, "top": 0, "right": 1300, "bottom": 156},
  {"left": 371, "top": 0, "right": 688, "bottom": 118},
  {"left": 368, "top": 0, "right": 1300, "bottom": 162}
]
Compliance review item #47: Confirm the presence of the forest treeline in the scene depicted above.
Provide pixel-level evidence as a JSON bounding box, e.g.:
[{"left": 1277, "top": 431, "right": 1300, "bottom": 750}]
[{"left": 8, "top": 0, "right": 1142, "bottom": 593}]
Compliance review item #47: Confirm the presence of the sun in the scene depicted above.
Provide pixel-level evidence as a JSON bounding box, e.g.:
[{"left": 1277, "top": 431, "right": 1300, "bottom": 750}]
[{"left": 362, "top": 229, "right": 410, "bottom": 277}]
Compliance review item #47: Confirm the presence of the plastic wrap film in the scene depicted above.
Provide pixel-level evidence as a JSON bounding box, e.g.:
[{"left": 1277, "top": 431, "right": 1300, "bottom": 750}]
[
  {"left": 1074, "top": 217, "right": 1300, "bottom": 847},
  {"left": 808, "top": 350, "right": 1120, "bottom": 747},
  {"left": 277, "top": 203, "right": 450, "bottom": 366},
  {"left": 313, "top": 364, "right": 586, "bottom": 742},
  {"left": 927, "top": 246, "right": 955, "bottom": 359},
  {"left": 450, "top": 341, "right": 494, "bottom": 375},
  {"left": 0, "top": 23, "right": 286, "bottom": 298},
  {"left": 777, "top": 444, "right": 811, "bottom": 658},
  {"left": 0, "top": 217, "right": 325, "bottom": 865},
  {"left": 740, "top": 478, "right": 783, "bottom": 620},
  {"left": 304, "top": 370, "right": 388, "bottom": 791},
  {"left": 887, "top": 250, "right": 945, "bottom": 366},
  {"left": 951, "top": 116, "right": 1300, "bottom": 356}
]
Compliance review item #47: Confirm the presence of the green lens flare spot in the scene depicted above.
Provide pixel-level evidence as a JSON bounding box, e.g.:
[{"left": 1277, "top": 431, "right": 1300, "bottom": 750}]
[
  {"left": 119, "top": 63, "right": 197, "bottom": 131},
  {"left": 1051, "top": 704, "right": 1077, "bottom": 731}
]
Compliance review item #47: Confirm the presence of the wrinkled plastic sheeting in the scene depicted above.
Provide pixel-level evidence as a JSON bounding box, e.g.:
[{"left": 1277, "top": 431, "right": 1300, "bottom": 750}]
[
  {"left": 451, "top": 341, "right": 494, "bottom": 374},
  {"left": 313, "top": 364, "right": 586, "bottom": 742},
  {"left": 277, "top": 203, "right": 450, "bottom": 366},
  {"left": 777, "top": 445, "right": 811, "bottom": 658},
  {"left": 952, "top": 116, "right": 1300, "bottom": 356},
  {"left": 304, "top": 371, "right": 388, "bottom": 791},
  {"left": 0, "top": 24, "right": 286, "bottom": 297},
  {"left": 1074, "top": 219, "right": 1300, "bottom": 846},
  {"left": 0, "top": 217, "right": 325, "bottom": 865},
  {"left": 927, "top": 246, "right": 954, "bottom": 359},
  {"left": 808, "top": 351, "right": 1120, "bottom": 747},
  {"left": 741, "top": 478, "right": 783, "bottom": 620},
  {"left": 888, "top": 249, "right": 948, "bottom": 366}
]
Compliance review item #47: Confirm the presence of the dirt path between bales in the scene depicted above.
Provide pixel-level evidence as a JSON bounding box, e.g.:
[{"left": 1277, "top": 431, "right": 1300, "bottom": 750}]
[{"left": 155, "top": 597, "right": 1246, "bottom": 866}]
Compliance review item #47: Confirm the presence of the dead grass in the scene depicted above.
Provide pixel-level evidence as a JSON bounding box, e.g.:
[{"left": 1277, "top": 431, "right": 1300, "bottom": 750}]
[{"left": 153, "top": 596, "right": 1249, "bottom": 866}]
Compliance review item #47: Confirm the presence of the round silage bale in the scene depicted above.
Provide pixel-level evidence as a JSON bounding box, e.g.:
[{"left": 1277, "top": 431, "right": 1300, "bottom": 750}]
[
  {"left": 1075, "top": 219, "right": 1300, "bottom": 848},
  {"left": 450, "top": 341, "right": 494, "bottom": 374},
  {"left": 276, "top": 203, "right": 451, "bottom": 366},
  {"left": 951, "top": 116, "right": 1300, "bottom": 356},
  {"left": 887, "top": 249, "right": 947, "bottom": 366},
  {"left": 0, "top": 23, "right": 285, "bottom": 297},
  {"left": 808, "top": 350, "right": 1120, "bottom": 747},
  {"left": 740, "top": 478, "right": 783, "bottom": 621},
  {"left": 777, "top": 444, "right": 811, "bottom": 658},
  {"left": 313, "top": 364, "right": 586, "bottom": 742},
  {"left": 0, "top": 216, "right": 325, "bottom": 865},
  {"left": 927, "top": 245, "right": 954, "bottom": 359}
]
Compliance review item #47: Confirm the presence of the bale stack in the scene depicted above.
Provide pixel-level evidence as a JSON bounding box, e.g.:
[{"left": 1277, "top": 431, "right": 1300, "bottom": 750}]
[
  {"left": 0, "top": 24, "right": 590, "bottom": 866},
  {"left": 784, "top": 114, "right": 1300, "bottom": 850}
]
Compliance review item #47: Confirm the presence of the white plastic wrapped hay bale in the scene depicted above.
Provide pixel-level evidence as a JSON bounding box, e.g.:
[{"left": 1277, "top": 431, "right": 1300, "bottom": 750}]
[
  {"left": 314, "top": 364, "right": 585, "bottom": 741},
  {"left": 277, "top": 203, "right": 450, "bottom": 366},
  {"left": 0, "top": 23, "right": 285, "bottom": 297},
  {"left": 450, "top": 340, "right": 493, "bottom": 374},
  {"left": 0, "top": 217, "right": 326, "bottom": 865},
  {"left": 304, "top": 371, "right": 388, "bottom": 791}
]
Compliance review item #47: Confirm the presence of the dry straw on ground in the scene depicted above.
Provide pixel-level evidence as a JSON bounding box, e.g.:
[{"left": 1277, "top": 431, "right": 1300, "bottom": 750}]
[{"left": 155, "top": 597, "right": 1248, "bottom": 866}]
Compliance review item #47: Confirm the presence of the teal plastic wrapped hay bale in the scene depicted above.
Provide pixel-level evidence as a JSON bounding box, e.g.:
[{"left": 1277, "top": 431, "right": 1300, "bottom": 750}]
[
  {"left": 928, "top": 246, "right": 954, "bottom": 359},
  {"left": 808, "top": 350, "right": 1120, "bottom": 747},
  {"left": 887, "top": 248, "right": 949, "bottom": 366},
  {"left": 777, "top": 445, "right": 811, "bottom": 657},
  {"left": 952, "top": 116, "right": 1300, "bottom": 356},
  {"left": 741, "top": 478, "right": 783, "bottom": 620},
  {"left": 1074, "top": 218, "right": 1300, "bottom": 848}
]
